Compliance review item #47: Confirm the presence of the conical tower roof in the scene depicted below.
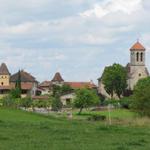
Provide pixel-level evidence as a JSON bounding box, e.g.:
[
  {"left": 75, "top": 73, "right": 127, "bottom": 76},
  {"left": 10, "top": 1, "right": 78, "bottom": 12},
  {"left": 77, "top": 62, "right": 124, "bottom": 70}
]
[
  {"left": 51, "top": 72, "right": 64, "bottom": 82},
  {"left": 130, "top": 41, "right": 145, "bottom": 51},
  {"left": 0, "top": 63, "right": 10, "bottom": 75}
]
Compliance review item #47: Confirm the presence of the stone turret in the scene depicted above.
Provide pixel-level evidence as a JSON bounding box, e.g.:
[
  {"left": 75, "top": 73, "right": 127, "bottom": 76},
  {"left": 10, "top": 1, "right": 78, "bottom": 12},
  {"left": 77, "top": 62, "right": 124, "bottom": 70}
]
[
  {"left": 51, "top": 72, "right": 64, "bottom": 86},
  {"left": 0, "top": 63, "right": 10, "bottom": 86}
]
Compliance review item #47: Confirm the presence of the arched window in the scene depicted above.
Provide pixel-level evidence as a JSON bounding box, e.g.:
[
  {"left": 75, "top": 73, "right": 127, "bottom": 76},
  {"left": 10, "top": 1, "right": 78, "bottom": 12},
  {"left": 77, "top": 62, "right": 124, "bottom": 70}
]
[
  {"left": 136, "top": 52, "right": 139, "bottom": 62},
  {"left": 141, "top": 52, "right": 143, "bottom": 62}
]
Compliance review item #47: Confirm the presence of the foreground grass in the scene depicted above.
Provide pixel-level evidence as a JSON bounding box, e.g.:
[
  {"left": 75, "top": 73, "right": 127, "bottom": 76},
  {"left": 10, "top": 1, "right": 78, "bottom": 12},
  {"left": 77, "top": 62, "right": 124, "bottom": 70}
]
[{"left": 0, "top": 108, "right": 150, "bottom": 150}]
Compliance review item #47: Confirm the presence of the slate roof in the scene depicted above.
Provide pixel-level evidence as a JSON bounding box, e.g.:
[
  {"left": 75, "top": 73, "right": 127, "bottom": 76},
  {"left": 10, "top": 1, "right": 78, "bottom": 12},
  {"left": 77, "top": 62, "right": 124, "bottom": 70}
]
[
  {"left": 10, "top": 70, "right": 37, "bottom": 82},
  {"left": 51, "top": 72, "right": 64, "bottom": 82},
  {"left": 0, "top": 63, "right": 10, "bottom": 75}
]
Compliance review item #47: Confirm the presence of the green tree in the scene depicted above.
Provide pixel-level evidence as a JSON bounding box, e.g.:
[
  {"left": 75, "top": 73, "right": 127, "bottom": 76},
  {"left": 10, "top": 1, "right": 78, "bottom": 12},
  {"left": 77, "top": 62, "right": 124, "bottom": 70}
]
[
  {"left": 131, "top": 77, "right": 150, "bottom": 117},
  {"left": 10, "top": 88, "right": 21, "bottom": 99},
  {"left": 74, "top": 88, "right": 99, "bottom": 114},
  {"left": 61, "top": 84, "right": 73, "bottom": 95},
  {"left": 13, "top": 70, "right": 22, "bottom": 98},
  {"left": 102, "top": 63, "right": 127, "bottom": 98},
  {"left": 52, "top": 84, "right": 72, "bottom": 97},
  {"left": 51, "top": 95, "right": 63, "bottom": 112}
]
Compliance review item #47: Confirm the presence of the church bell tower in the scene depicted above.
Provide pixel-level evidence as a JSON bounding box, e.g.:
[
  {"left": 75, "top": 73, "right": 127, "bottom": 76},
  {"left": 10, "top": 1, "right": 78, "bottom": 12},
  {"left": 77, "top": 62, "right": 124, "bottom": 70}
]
[
  {"left": 130, "top": 41, "right": 145, "bottom": 66},
  {"left": 128, "top": 41, "right": 149, "bottom": 90}
]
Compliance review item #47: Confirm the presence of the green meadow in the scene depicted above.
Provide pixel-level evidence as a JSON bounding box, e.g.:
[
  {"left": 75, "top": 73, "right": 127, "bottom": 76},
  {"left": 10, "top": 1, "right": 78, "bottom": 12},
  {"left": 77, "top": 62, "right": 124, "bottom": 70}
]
[{"left": 0, "top": 108, "right": 150, "bottom": 150}]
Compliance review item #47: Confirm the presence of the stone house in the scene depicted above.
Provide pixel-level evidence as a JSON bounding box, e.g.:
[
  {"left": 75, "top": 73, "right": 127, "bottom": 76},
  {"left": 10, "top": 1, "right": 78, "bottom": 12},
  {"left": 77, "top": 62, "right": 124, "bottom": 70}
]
[
  {"left": 39, "top": 72, "right": 97, "bottom": 106},
  {"left": 0, "top": 63, "right": 38, "bottom": 98}
]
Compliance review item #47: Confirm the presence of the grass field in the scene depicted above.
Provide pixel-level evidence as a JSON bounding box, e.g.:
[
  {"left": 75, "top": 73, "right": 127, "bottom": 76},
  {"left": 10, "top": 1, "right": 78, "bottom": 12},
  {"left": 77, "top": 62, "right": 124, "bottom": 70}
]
[{"left": 0, "top": 108, "right": 150, "bottom": 150}]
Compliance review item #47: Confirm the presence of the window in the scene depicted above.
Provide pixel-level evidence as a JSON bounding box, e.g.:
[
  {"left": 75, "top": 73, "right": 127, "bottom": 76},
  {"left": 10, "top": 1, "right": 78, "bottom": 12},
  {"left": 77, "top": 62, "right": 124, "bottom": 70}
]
[
  {"left": 136, "top": 52, "right": 139, "bottom": 62},
  {"left": 139, "top": 73, "right": 141, "bottom": 77},
  {"left": 141, "top": 53, "right": 143, "bottom": 62},
  {"left": 1, "top": 82, "right": 4, "bottom": 86}
]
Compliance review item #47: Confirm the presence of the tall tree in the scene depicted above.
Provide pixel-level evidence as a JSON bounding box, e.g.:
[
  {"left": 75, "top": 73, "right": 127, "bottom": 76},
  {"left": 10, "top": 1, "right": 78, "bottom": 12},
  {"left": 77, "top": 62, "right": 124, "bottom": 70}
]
[
  {"left": 102, "top": 63, "right": 127, "bottom": 99},
  {"left": 14, "top": 70, "right": 22, "bottom": 98},
  {"left": 131, "top": 77, "right": 150, "bottom": 117}
]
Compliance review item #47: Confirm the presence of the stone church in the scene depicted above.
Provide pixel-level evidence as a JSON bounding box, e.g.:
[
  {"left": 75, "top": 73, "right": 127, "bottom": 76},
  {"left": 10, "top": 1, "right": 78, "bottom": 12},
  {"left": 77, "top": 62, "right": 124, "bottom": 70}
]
[{"left": 98, "top": 41, "right": 149, "bottom": 98}]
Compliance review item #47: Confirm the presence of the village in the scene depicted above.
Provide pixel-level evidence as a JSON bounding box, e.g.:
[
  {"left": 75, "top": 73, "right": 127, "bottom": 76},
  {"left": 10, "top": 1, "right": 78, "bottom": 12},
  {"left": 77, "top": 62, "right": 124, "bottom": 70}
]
[
  {"left": 0, "top": 41, "right": 149, "bottom": 107},
  {"left": 1, "top": 0, "right": 150, "bottom": 149}
]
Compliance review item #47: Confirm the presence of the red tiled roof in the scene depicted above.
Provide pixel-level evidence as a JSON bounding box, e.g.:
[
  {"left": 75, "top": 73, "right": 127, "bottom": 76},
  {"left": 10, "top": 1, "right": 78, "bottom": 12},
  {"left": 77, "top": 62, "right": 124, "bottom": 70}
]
[
  {"left": 0, "top": 86, "right": 11, "bottom": 90},
  {"left": 51, "top": 72, "right": 64, "bottom": 82},
  {"left": 0, "top": 82, "right": 34, "bottom": 90},
  {"left": 130, "top": 41, "right": 145, "bottom": 51},
  {"left": 39, "top": 81, "right": 51, "bottom": 87},
  {"left": 65, "top": 82, "right": 97, "bottom": 89},
  {"left": 10, "top": 83, "right": 34, "bottom": 90}
]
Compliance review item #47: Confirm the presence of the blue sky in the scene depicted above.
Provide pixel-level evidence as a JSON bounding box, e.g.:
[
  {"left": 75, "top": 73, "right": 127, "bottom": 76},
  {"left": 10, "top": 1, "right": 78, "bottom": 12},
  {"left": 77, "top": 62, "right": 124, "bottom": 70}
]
[{"left": 0, "top": 0, "right": 150, "bottom": 84}]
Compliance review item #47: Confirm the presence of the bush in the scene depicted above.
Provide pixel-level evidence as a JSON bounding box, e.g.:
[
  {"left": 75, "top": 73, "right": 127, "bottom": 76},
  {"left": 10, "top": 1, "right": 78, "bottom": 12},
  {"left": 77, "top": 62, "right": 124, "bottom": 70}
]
[
  {"left": 20, "top": 97, "right": 32, "bottom": 108},
  {"left": 35, "top": 100, "right": 47, "bottom": 108},
  {"left": 103, "top": 99, "right": 120, "bottom": 108},
  {"left": 10, "top": 88, "right": 21, "bottom": 99},
  {"left": 51, "top": 96, "right": 63, "bottom": 112},
  {"left": 2, "top": 95, "right": 20, "bottom": 108},
  {"left": 120, "top": 97, "right": 132, "bottom": 109},
  {"left": 88, "top": 114, "right": 106, "bottom": 121},
  {"left": 131, "top": 77, "right": 150, "bottom": 117}
]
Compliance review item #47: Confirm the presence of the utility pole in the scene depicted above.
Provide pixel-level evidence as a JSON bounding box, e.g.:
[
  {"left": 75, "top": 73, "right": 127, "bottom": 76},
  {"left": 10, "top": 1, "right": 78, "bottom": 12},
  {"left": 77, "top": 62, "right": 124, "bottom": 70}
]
[{"left": 108, "top": 104, "right": 112, "bottom": 126}]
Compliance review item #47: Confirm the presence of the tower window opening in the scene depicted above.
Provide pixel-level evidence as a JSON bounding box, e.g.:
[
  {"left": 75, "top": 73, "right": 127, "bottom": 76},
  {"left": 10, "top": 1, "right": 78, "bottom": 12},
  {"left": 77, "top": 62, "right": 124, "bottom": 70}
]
[
  {"left": 136, "top": 52, "right": 139, "bottom": 62},
  {"left": 141, "top": 53, "right": 143, "bottom": 62}
]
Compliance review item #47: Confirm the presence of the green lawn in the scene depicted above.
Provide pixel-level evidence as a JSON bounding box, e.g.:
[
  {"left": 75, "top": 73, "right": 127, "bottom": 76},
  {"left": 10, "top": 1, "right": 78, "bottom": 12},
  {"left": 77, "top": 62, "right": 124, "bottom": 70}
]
[
  {"left": 72, "top": 109, "right": 136, "bottom": 120},
  {"left": 0, "top": 108, "right": 150, "bottom": 150}
]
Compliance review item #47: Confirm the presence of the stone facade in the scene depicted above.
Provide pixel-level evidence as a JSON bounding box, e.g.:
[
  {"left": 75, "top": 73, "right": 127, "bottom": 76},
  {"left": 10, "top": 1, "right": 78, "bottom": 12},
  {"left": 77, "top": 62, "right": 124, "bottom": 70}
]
[{"left": 0, "top": 75, "right": 10, "bottom": 86}]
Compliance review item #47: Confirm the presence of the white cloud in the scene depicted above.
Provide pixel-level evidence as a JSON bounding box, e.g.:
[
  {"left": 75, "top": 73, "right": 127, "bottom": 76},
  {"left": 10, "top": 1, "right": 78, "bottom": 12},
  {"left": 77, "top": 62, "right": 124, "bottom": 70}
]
[
  {"left": 80, "top": 0, "right": 143, "bottom": 18},
  {"left": 0, "top": 0, "right": 149, "bottom": 83}
]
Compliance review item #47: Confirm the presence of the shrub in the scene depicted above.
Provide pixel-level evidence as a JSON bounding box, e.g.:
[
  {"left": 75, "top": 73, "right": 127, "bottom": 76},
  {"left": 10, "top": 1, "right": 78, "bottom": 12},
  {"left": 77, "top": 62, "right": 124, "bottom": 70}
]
[
  {"left": 51, "top": 95, "right": 63, "bottom": 112},
  {"left": 120, "top": 97, "right": 132, "bottom": 109},
  {"left": 2, "top": 95, "right": 20, "bottom": 108},
  {"left": 20, "top": 97, "right": 32, "bottom": 108},
  {"left": 103, "top": 99, "right": 120, "bottom": 108},
  {"left": 88, "top": 114, "right": 106, "bottom": 121},
  {"left": 131, "top": 77, "right": 150, "bottom": 117},
  {"left": 10, "top": 88, "right": 21, "bottom": 99}
]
